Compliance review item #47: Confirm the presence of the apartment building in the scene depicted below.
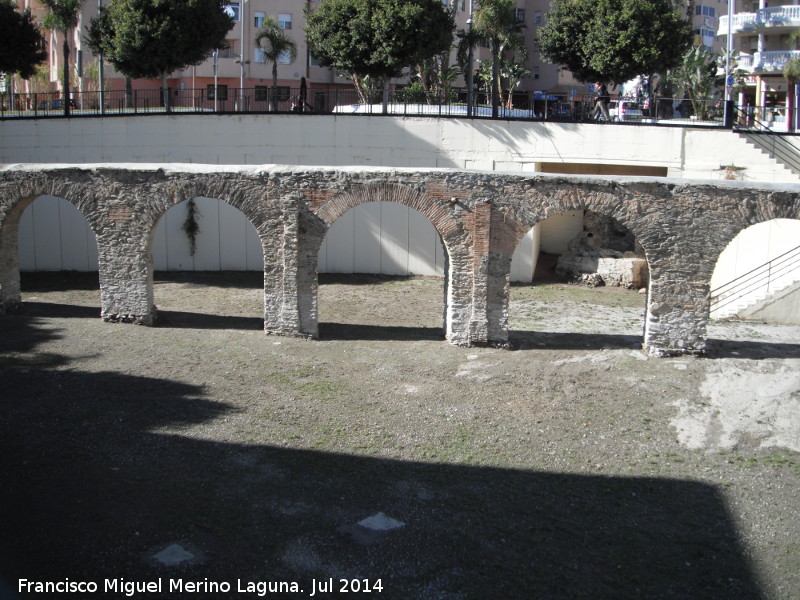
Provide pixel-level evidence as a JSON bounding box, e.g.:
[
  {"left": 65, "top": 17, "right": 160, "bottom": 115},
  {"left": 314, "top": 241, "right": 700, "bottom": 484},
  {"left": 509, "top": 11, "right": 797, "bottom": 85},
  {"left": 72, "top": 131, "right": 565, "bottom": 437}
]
[
  {"left": 11, "top": 0, "right": 721, "bottom": 108},
  {"left": 14, "top": 0, "right": 353, "bottom": 106},
  {"left": 11, "top": 0, "right": 587, "bottom": 107},
  {"left": 718, "top": 0, "right": 800, "bottom": 109}
]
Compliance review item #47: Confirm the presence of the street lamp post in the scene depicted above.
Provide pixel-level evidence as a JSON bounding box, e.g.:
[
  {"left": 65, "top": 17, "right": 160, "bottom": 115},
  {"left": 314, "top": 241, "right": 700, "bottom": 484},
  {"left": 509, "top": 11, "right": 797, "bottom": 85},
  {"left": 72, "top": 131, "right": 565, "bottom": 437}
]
[
  {"left": 724, "top": 0, "right": 735, "bottom": 127},
  {"left": 213, "top": 49, "right": 219, "bottom": 112},
  {"left": 98, "top": 0, "right": 105, "bottom": 115},
  {"left": 466, "top": 0, "right": 474, "bottom": 118},
  {"left": 239, "top": 0, "right": 247, "bottom": 111}
]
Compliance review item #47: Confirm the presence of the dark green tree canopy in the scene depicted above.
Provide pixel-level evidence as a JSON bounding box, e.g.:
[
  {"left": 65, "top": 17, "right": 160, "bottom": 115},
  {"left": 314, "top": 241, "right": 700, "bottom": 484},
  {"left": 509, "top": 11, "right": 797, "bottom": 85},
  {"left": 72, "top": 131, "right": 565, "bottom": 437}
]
[
  {"left": 305, "top": 0, "right": 454, "bottom": 80},
  {"left": 86, "top": 0, "right": 233, "bottom": 80},
  {"left": 537, "top": 0, "right": 692, "bottom": 84},
  {"left": 0, "top": 1, "right": 47, "bottom": 79}
]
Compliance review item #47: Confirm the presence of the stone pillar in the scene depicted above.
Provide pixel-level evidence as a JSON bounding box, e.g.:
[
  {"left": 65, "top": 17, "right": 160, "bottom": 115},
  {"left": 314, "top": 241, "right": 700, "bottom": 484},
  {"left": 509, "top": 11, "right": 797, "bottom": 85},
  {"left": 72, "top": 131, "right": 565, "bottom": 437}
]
[
  {"left": 467, "top": 200, "right": 513, "bottom": 346},
  {"left": 0, "top": 217, "right": 21, "bottom": 313},
  {"left": 263, "top": 203, "right": 320, "bottom": 338},
  {"left": 97, "top": 203, "right": 155, "bottom": 325},
  {"left": 643, "top": 275, "right": 710, "bottom": 356},
  {"left": 469, "top": 201, "right": 492, "bottom": 344}
]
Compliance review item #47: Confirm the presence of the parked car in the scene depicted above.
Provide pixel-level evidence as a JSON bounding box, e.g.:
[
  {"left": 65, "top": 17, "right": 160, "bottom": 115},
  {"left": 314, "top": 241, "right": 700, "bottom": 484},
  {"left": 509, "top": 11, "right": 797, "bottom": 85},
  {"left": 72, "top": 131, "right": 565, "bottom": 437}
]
[
  {"left": 608, "top": 100, "right": 643, "bottom": 122},
  {"left": 37, "top": 98, "right": 76, "bottom": 110},
  {"left": 548, "top": 102, "right": 572, "bottom": 121},
  {"left": 551, "top": 101, "right": 573, "bottom": 120}
]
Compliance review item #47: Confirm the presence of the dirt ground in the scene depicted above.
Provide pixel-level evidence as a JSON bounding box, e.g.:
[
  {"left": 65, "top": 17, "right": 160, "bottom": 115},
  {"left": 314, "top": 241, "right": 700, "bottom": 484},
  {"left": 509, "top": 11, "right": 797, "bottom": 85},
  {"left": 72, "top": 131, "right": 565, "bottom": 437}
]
[{"left": 1, "top": 271, "right": 799, "bottom": 600}]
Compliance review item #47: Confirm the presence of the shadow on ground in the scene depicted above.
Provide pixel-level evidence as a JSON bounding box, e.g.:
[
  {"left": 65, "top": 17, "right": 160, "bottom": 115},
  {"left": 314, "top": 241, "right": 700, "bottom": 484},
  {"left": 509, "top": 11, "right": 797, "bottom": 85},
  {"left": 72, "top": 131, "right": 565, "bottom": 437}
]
[
  {"left": 319, "top": 322, "right": 444, "bottom": 342},
  {"left": 509, "top": 330, "right": 642, "bottom": 351},
  {"left": 155, "top": 310, "right": 264, "bottom": 330},
  {"left": 706, "top": 337, "right": 800, "bottom": 360},
  {"left": 0, "top": 313, "right": 764, "bottom": 599}
]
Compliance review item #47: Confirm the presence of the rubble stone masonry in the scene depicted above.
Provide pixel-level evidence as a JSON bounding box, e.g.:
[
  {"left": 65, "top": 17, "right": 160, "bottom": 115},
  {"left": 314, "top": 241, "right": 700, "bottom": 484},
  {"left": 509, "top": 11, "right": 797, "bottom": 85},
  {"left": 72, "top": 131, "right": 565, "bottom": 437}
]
[{"left": 2, "top": 164, "right": 799, "bottom": 356}]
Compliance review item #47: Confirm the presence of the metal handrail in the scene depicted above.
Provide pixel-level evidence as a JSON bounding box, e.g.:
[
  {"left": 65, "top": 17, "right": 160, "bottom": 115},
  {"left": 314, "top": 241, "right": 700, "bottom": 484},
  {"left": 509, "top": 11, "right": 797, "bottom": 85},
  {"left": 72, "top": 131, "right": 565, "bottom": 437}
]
[
  {"left": 710, "top": 244, "right": 800, "bottom": 313},
  {"left": 733, "top": 106, "right": 800, "bottom": 174},
  {"left": 1, "top": 87, "right": 728, "bottom": 125}
]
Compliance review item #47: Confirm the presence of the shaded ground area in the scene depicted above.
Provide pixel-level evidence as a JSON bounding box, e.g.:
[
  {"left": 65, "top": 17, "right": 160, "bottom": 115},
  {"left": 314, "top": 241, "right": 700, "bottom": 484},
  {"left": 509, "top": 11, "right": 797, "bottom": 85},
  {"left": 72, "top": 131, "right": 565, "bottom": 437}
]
[{"left": 1, "top": 272, "right": 799, "bottom": 599}]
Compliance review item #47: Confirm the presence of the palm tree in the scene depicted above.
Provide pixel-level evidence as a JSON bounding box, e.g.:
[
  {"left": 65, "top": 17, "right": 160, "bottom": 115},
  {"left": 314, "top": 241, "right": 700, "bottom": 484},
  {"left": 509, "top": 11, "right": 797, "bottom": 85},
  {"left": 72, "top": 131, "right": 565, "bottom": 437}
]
[
  {"left": 473, "top": 0, "right": 525, "bottom": 118},
  {"left": 502, "top": 60, "right": 530, "bottom": 109},
  {"left": 41, "top": 0, "right": 85, "bottom": 116},
  {"left": 670, "top": 45, "right": 720, "bottom": 119},
  {"left": 254, "top": 16, "right": 298, "bottom": 111}
]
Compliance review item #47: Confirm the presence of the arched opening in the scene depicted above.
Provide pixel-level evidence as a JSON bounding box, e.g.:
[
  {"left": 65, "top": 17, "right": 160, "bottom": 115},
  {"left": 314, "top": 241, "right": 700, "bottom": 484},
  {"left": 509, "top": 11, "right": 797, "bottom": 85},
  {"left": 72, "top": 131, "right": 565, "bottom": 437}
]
[
  {"left": 508, "top": 210, "right": 649, "bottom": 349},
  {"left": 316, "top": 202, "right": 447, "bottom": 339},
  {"left": 149, "top": 197, "right": 264, "bottom": 329},
  {"left": 709, "top": 218, "right": 800, "bottom": 325},
  {"left": 17, "top": 195, "right": 100, "bottom": 313}
]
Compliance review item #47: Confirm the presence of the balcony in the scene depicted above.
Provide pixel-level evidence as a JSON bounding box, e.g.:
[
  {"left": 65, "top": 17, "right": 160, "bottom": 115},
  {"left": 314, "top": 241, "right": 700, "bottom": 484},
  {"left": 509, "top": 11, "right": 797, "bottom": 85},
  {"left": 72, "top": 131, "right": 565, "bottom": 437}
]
[
  {"left": 736, "top": 50, "right": 800, "bottom": 73},
  {"left": 718, "top": 5, "right": 800, "bottom": 36}
]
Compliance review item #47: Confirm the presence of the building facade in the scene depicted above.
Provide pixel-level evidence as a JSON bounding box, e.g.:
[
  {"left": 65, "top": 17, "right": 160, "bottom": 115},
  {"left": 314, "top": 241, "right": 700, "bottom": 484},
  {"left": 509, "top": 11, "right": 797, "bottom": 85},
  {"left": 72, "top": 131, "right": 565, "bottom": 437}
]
[
  {"left": 11, "top": 0, "right": 590, "bottom": 108},
  {"left": 719, "top": 1, "right": 800, "bottom": 112}
]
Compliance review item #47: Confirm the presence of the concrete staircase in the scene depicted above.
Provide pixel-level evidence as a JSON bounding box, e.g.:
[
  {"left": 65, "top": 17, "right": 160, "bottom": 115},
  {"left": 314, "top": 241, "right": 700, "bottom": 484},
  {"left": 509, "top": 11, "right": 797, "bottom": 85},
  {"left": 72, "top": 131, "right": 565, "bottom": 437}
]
[
  {"left": 710, "top": 245, "right": 800, "bottom": 322},
  {"left": 735, "top": 117, "right": 800, "bottom": 177}
]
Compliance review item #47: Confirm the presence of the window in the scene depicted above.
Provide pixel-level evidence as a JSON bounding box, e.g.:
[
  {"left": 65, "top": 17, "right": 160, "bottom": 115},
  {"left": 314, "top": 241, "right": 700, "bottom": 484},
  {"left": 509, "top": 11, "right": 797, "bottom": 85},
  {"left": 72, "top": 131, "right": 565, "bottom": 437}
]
[
  {"left": 254, "top": 48, "right": 266, "bottom": 63},
  {"left": 276, "top": 86, "right": 290, "bottom": 101},
  {"left": 695, "top": 5, "right": 716, "bottom": 16},
  {"left": 516, "top": 8, "right": 525, "bottom": 22},
  {"left": 278, "top": 13, "right": 292, "bottom": 29},
  {"left": 309, "top": 54, "right": 321, "bottom": 67},
  {"left": 207, "top": 84, "right": 228, "bottom": 101},
  {"left": 218, "top": 41, "right": 237, "bottom": 59},
  {"left": 224, "top": 3, "right": 239, "bottom": 21},
  {"left": 278, "top": 49, "right": 293, "bottom": 64},
  {"left": 254, "top": 11, "right": 265, "bottom": 28},
  {"left": 533, "top": 66, "right": 540, "bottom": 80},
  {"left": 534, "top": 11, "right": 542, "bottom": 24},
  {"left": 255, "top": 86, "right": 269, "bottom": 102}
]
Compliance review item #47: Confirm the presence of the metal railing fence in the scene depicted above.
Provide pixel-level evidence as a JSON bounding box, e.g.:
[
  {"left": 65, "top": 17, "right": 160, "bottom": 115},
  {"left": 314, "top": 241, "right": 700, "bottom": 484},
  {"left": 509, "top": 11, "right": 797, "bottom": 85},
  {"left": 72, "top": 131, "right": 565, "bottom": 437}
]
[
  {"left": 733, "top": 106, "right": 800, "bottom": 174},
  {"left": 710, "top": 244, "right": 800, "bottom": 316},
  {"left": 0, "top": 86, "right": 767, "bottom": 128}
]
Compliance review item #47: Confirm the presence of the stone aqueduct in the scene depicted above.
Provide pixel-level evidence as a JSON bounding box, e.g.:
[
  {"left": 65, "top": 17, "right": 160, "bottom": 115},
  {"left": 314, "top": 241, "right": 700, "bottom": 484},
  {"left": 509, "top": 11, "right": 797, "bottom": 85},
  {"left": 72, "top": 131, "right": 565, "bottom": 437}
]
[{"left": 1, "top": 164, "right": 799, "bottom": 356}]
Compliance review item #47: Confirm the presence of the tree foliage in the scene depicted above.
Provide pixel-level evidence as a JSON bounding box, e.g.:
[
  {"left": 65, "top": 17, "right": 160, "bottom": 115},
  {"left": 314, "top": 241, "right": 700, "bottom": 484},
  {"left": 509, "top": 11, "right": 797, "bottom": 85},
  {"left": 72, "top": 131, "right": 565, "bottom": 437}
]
[
  {"left": 0, "top": 1, "right": 47, "bottom": 79},
  {"left": 86, "top": 0, "right": 233, "bottom": 82},
  {"left": 667, "top": 45, "right": 720, "bottom": 119},
  {"left": 41, "top": 0, "right": 84, "bottom": 115},
  {"left": 254, "top": 16, "right": 297, "bottom": 109},
  {"left": 538, "top": 0, "right": 692, "bottom": 84},
  {"left": 305, "top": 0, "right": 454, "bottom": 97},
  {"left": 473, "top": 0, "right": 526, "bottom": 116}
]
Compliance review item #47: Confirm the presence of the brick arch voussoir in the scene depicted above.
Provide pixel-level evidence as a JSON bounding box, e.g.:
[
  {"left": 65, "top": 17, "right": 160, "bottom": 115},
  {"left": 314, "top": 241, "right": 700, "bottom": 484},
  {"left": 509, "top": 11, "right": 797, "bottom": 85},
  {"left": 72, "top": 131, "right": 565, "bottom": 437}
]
[
  {"left": 314, "top": 183, "right": 464, "bottom": 255},
  {"left": 162, "top": 175, "right": 277, "bottom": 237}
]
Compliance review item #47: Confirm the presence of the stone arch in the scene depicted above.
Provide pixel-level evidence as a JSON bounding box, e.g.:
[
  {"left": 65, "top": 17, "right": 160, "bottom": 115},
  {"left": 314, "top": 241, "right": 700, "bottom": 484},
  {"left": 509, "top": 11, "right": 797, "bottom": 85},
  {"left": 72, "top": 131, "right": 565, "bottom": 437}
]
[
  {"left": 0, "top": 175, "right": 103, "bottom": 311},
  {"left": 314, "top": 182, "right": 464, "bottom": 249},
  {"left": 150, "top": 197, "right": 264, "bottom": 272},
  {"left": 135, "top": 176, "right": 278, "bottom": 327},
  {"left": 307, "top": 183, "right": 471, "bottom": 343}
]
